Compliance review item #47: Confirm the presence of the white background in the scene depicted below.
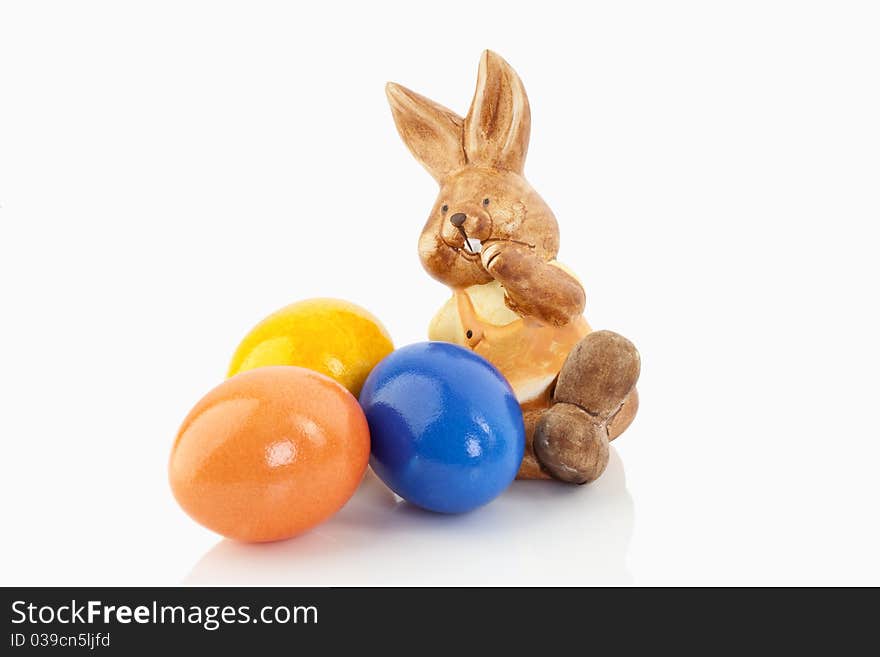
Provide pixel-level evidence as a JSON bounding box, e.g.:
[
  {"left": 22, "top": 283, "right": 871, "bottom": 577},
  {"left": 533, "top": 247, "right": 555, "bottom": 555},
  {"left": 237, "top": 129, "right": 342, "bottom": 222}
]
[{"left": 1, "top": 1, "right": 878, "bottom": 586}]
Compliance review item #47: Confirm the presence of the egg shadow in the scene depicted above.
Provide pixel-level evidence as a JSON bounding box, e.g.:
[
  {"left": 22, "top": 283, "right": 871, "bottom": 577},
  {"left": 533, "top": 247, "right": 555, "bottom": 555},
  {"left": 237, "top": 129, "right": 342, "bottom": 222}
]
[{"left": 185, "top": 449, "right": 634, "bottom": 586}]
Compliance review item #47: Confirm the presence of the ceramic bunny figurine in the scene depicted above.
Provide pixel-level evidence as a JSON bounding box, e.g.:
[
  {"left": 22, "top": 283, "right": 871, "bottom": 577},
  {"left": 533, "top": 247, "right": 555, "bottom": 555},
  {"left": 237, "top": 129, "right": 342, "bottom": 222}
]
[{"left": 386, "top": 51, "right": 640, "bottom": 484}]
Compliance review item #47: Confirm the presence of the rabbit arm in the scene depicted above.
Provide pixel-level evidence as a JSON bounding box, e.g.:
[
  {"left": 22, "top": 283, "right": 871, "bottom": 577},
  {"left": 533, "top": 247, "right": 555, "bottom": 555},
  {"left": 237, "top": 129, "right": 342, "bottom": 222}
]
[{"left": 481, "top": 243, "right": 585, "bottom": 326}]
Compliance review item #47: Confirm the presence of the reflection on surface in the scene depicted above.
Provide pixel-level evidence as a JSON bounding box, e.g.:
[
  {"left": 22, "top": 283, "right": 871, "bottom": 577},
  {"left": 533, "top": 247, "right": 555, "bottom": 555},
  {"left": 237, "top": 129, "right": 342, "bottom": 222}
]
[{"left": 186, "top": 448, "right": 634, "bottom": 585}]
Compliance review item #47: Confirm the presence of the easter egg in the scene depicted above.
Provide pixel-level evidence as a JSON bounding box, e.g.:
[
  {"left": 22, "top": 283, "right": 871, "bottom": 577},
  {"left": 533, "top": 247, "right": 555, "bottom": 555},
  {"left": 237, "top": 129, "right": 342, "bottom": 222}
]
[
  {"left": 228, "top": 298, "right": 393, "bottom": 396},
  {"left": 359, "top": 342, "right": 525, "bottom": 514},
  {"left": 169, "top": 366, "right": 370, "bottom": 542}
]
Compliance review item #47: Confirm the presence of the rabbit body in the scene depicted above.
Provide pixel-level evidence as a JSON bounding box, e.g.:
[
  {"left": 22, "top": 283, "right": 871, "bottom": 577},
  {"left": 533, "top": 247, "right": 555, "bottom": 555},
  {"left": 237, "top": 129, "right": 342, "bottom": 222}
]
[
  {"left": 387, "top": 51, "right": 640, "bottom": 483},
  {"left": 428, "top": 279, "right": 590, "bottom": 404}
]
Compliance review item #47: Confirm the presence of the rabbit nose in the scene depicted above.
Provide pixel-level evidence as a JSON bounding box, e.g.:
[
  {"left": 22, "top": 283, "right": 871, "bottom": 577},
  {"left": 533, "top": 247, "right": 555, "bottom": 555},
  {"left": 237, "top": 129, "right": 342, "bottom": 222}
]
[{"left": 449, "top": 213, "right": 467, "bottom": 227}]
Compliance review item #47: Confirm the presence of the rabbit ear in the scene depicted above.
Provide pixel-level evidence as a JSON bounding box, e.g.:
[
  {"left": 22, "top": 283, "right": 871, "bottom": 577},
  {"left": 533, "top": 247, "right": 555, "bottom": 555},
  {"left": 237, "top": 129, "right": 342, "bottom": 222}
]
[
  {"left": 464, "top": 51, "right": 531, "bottom": 173},
  {"left": 386, "top": 82, "right": 466, "bottom": 182}
]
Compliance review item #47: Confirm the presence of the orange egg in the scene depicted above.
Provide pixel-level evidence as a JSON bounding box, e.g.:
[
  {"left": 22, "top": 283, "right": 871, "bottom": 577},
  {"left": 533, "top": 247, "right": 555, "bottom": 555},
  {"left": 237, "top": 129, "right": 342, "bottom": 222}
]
[{"left": 169, "top": 366, "right": 370, "bottom": 542}]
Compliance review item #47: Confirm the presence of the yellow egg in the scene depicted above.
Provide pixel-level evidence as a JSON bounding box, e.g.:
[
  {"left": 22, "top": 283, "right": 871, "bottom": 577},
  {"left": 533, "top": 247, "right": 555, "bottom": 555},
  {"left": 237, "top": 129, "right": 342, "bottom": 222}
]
[{"left": 228, "top": 299, "right": 393, "bottom": 397}]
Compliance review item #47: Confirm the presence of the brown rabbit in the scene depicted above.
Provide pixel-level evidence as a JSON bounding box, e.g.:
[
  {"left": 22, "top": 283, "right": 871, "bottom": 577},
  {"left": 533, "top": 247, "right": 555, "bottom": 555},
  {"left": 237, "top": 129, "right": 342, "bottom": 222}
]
[{"left": 386, "top": 51, "right": 640, "bottom": 484}]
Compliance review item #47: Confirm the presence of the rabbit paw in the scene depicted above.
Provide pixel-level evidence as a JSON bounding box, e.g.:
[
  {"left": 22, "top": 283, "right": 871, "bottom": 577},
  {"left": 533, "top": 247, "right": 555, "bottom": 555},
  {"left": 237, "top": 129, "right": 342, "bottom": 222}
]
[{"left": 479, "top": 241, "right": 512, "bottom": 272}]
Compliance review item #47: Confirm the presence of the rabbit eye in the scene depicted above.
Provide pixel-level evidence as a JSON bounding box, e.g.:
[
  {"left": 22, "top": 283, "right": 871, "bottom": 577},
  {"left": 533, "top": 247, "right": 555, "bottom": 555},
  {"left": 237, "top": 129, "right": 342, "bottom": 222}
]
[
  {"left": 441, "top": 205, "right": 449, "bottom": 213},
  {"left": 482, "top": 198, "right": 490, "bottom": 206}
]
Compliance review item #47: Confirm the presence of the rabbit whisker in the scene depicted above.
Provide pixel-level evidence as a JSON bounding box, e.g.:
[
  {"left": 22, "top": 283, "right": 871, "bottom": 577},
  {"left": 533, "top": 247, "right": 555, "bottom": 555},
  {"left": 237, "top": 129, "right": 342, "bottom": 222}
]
[{"left": 482, "top": 237, "right": 536, "bottom": 249}]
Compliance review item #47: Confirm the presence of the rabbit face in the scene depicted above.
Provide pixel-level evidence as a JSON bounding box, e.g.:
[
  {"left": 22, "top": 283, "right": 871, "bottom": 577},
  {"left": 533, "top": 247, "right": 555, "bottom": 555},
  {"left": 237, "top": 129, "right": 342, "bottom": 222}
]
[
  {"left": 419, "top": 167, "right": 560, "bottom": 288},
  {"left": 388, "top": 51, "right": 560, "bottom": 288}
]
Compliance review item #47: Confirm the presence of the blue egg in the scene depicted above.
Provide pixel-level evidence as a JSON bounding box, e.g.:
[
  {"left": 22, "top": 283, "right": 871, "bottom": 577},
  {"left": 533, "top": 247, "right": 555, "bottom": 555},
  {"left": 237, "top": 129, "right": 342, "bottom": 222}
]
[{"left": 359, "top": 341, "right": 525, "bottom": 513}]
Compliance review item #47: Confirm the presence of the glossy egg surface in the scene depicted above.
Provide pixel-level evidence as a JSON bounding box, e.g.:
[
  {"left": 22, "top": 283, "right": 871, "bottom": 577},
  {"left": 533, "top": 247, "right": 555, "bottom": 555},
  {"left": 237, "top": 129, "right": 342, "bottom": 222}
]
[
  {"left": 170, "top": 366, "right": 370, "bottom": 542},
  {"left": 359, "top": 342, "right": 524, "bottom": 514},
  {"left": 228, "top": 298, "right": 393, "bottom": 396}
]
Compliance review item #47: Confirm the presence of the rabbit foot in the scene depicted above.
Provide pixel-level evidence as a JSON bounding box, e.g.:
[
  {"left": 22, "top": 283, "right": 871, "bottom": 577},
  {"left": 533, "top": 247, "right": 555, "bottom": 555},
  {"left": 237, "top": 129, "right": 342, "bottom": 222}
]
[
  {"left": 534, "top": 403, "right": 609, "bottom": 483},
  {"left": 533, "top": 330, "right": 640, "bottom": 484}
]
